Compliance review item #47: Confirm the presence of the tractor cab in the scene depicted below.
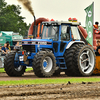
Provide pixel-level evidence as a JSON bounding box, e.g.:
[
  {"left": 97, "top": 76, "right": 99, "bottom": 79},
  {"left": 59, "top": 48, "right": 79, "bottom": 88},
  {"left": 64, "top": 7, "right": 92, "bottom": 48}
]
[
  {"left": 41, "top": 21, "right": 82, "bottom": 56},
  {"left": 42, "top": 21, "right": 81, "bottom": 41}
]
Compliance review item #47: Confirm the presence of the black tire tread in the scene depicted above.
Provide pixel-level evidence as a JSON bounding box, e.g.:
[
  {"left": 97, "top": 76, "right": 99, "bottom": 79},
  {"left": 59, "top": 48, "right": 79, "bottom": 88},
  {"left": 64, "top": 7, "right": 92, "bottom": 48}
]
[
  {"left": 4, "top": 52, "right": 26, "bottom": 76},
  {"left": 64, "top": 44, "right": 84, "bottom": 76},
  {"left": 33, "top": 51, "right": 56, "bottom": 77}
]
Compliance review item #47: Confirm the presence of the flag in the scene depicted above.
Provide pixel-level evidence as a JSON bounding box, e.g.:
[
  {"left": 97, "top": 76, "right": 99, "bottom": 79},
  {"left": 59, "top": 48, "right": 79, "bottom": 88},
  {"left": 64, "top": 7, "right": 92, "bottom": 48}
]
[{"left": 84, "top": 2, "right": 94, "bottom": 46}]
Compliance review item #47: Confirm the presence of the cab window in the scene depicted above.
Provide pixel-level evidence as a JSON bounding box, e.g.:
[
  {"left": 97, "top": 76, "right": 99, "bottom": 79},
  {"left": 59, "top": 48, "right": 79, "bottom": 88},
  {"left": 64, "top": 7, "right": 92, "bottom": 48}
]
[
  {"left": 71, "top": 26, "right": 81, "bottom": 40},
  {"left": 61, "top": 25, "right": 70, "bottom": 41}
]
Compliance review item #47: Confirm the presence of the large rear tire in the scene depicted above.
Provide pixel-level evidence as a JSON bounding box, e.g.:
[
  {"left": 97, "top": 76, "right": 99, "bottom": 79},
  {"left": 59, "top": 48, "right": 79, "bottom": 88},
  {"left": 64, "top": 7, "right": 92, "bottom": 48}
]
[
  {"left": 64, "top": 44, "right": 81, "bottom": 76},
  {"left": 65, "top": 44, "right": 96, "bottom": 76},
  {"left": 4, "top": 52, "right": 26, "bottom": 76},
  {"left": 33, "top": 51, "right": 56, "bottom": 77},
  {"left": 53, "top": 67, "right": 61, "bottom": 76},
  {"left": 73, "top": 45, "right": 96, "bottom": 76}
]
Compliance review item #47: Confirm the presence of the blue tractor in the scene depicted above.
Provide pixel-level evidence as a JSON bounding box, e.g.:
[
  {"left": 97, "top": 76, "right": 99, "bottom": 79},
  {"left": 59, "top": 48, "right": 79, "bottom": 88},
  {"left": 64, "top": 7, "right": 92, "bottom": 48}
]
[{"left": 4, "top": 21, "right": 96, "bottom": 77}]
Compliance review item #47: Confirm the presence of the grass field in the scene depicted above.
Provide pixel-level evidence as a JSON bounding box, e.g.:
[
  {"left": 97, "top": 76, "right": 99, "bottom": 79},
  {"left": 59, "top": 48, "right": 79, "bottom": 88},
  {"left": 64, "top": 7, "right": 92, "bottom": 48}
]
[
  {"left": 0, "top": 68, "right": 5, "bottom": 73},
  {"left": 0, "top": 68, "right": 33, "bottom": 73},
  {"left": 0, "top": 77, "right": 100, "bottom": 85},
  {"left": 0, "top": 68, "right": 100, "bottom": 86}
]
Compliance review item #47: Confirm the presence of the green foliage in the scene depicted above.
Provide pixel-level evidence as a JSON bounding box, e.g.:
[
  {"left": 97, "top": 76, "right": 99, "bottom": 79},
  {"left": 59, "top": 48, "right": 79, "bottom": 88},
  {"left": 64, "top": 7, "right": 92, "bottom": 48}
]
[
  {"left": 0, "top": 0, "right": 30, "bottom": 36},
  {"left": 0, "top": 0, "right": 7, "bottom": 8}
]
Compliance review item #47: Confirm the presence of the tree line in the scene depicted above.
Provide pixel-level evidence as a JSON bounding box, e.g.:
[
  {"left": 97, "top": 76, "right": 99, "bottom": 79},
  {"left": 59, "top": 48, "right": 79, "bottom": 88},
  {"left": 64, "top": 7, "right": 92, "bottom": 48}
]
[{"left": 0, "top": 0, "right": 31, "bottom": 37}]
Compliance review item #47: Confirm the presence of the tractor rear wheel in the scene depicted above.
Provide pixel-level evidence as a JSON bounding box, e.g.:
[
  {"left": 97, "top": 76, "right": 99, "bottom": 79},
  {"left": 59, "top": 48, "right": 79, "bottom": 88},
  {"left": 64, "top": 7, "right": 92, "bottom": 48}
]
[
  {"left": 73, "top": 45, "right": 96, "bottom": 76},
  {"left": 33, "top": 51, "right": 56, "bottom": 77},
  {"left": 4, "top": 52, "right": 26, "bottom": 76},
  {"left": 64, "top": 44, "right": 81, "bottom": 76},
  {"left": 53, "top": 67, "right": 61, "bottom": 76},
  {"left": 65, "top": 44, "right": 95, "bottom": 76}
]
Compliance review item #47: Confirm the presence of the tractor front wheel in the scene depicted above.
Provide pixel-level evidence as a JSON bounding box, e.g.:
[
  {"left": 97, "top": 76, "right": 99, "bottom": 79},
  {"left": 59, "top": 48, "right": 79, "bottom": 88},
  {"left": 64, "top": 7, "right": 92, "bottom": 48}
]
[
  {"left": 4, "top": 52, "right": 26, "bottom": 76},
  {"left": 33, "top": 51, "right": 56, "bottom": 77}
]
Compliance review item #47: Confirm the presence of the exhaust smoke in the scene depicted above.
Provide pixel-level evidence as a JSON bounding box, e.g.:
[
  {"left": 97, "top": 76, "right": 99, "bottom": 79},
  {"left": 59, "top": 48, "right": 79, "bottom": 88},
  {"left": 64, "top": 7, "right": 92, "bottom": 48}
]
[{"left": 17, "top": 0, "right": 34, "bottom": 16}]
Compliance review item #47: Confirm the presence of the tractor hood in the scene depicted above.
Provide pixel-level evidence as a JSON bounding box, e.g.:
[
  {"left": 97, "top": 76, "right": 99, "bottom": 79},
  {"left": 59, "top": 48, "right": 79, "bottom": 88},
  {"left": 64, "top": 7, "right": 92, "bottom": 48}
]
[{"left": 22, "top": 39, "right": 53, "bottom": 48}]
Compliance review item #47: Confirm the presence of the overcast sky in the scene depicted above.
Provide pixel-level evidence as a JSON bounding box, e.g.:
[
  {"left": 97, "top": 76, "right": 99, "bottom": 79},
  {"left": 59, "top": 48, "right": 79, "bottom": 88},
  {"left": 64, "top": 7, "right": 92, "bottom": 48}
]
[{"left": 5, "top": 0, "right": 100, "bottom": 26}]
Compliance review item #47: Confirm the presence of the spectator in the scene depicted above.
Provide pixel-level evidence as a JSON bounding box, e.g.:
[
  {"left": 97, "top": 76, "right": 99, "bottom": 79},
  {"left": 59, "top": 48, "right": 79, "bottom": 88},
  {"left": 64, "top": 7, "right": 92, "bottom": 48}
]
[
  {"left": 1, "top": 43, "right": 7, "bottom": 55},
  {"left": 15, "top": 41, "right": 22, "bottom": 47},
  {"left": 0, "top": 46, "right": 2, "bottom": 55},
  {"left": 14, "top": 42, "right": 22, "bottom": 61},
  {"left": 14, "top": 41, "right": 22, "bottom": 50},
  {"left": 0, "top": 46, "right": 4, "bottom": 67},
  {"left": 96, "top": 40, "right": 100, "bottom": 55},
  {"left": 6, "top": 41, "right": 11, "bottom": 52},
  {"left": 93, "top": 22, "right": 99, "bottom": 30}
]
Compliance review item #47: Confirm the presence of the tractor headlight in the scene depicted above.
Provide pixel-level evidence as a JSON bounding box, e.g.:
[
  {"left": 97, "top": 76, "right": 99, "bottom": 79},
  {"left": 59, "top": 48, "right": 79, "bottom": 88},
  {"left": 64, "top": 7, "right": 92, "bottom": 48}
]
[{"left": 28, "top": 52, "right": 30, "bottom": 55}]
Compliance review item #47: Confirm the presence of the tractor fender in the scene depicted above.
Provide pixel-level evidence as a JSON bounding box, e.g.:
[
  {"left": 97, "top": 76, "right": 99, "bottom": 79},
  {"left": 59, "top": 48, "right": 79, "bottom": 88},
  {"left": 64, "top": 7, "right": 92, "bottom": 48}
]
[{"left": 66, "top": 41, "right": 85, "bottom": 49}]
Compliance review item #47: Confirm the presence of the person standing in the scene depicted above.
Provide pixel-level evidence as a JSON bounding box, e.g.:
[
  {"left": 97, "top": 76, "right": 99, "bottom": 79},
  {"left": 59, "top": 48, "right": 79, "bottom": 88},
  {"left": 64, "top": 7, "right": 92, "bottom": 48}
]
[
  {"left": 14, "top": 41, "right": 22, "bottom": 50},
  {"left": 0, "top": 46, "right": 3, "bottom": 56},
  {"left": 6, "top": 41, "right": 11, "bottom": 53},
  {"left": 93, "top": 22, "right": 99, "bottom": 30},
  {"left": 0, "top": 46, "right": 4, "bottom": 67},
  {"left": 96, "top": 40, "right": 100, "bottom": 55},
  {"left": 1, "top": 43, "right": 7, "bottom": 55},
  {"left": 1, "top": 44, "right": 7, "bottom": 67}
]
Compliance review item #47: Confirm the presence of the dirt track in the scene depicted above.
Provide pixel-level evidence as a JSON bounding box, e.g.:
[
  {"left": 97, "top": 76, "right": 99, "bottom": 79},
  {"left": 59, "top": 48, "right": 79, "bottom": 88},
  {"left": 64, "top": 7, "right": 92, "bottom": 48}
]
[
  {"left": 0, "top": 72, "right": 100, "bottom": 100},
  {"left": 0, "top": 82, "right": 100, "bottom": 100},
  {"left": 1, "top": 71, "right": 100, "bottom": 81}
]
